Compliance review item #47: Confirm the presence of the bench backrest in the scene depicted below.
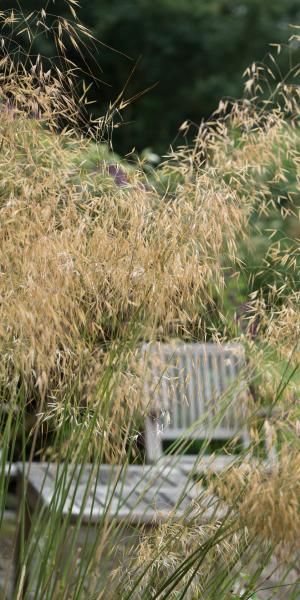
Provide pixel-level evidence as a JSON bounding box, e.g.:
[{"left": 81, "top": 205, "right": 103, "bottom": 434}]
[{"left": 142, "top": 342, "right": 248, "bottom": 462}]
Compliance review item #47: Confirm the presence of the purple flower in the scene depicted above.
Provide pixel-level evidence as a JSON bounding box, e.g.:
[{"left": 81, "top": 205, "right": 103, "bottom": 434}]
[{"left": 107, "top": 164, "right": 129, "bottom": 187}]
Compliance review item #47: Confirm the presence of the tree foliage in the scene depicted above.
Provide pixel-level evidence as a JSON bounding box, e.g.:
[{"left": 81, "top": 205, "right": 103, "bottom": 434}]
[{"left": 9, "top": 0, "right": 300, "bottom": 153}]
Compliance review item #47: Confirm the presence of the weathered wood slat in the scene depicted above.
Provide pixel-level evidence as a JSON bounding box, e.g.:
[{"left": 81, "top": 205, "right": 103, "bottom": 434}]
[
  {"left": 18, "top": 463, "right": 196, "bottom": 524},
  {"left": 160, "top": 454, "right": 239, "bottom": 474}
]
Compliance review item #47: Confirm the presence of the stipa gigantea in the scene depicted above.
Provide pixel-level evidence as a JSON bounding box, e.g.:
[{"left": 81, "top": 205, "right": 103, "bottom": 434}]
[{"left": 1, "top": 4, "right": 300, "bottom": 600}]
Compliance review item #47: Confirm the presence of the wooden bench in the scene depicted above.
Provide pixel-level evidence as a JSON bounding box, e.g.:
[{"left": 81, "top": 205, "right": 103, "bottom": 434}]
[
  {"left": 142, "top": 342, "right": 250, "bottom": 470},
  {"left": 16, "top": 343, "right": 250, "bottom": 537}
]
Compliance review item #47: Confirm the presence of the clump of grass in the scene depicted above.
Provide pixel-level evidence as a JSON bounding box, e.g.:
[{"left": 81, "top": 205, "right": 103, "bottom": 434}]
[
  {"left": 0, "top": 7, "right": 250, "bottom": 465},
  {"left": 1, "top": 4, "right": 300, "bottom": 600},
  {"left": 218, "top": 446, "right": 300, "bottom": 552}
]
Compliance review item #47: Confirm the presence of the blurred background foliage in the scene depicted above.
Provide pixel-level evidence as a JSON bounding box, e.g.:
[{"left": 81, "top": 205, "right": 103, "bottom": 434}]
[
  {"left": 7, "top": 0, "right": 300, "bottom": 155},
  {"left": 4, "top": 0, "right": 300, "bottom": 325}
]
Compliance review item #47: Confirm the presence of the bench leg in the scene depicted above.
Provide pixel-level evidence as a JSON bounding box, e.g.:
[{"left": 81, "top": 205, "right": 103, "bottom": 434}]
[
  {"left": 14, "top": 472, "right": 44, "bottom": 599},
  {"left": 14, "top": 482, "right": 31, "bottom": 599}
]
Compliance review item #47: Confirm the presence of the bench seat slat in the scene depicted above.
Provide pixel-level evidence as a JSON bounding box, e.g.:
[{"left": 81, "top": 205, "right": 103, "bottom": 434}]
[{"left": 18, "top": 463, "right": 195, "bottom": 524}]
